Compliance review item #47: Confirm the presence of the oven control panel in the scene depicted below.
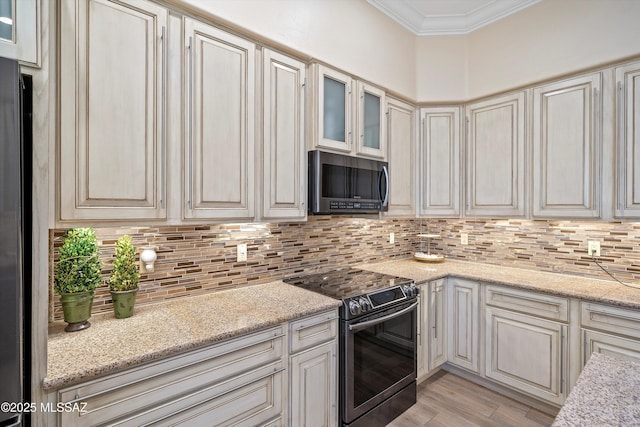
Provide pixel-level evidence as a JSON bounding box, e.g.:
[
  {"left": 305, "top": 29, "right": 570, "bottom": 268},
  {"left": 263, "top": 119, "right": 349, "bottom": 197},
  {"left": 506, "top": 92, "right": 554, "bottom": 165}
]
[{"left": 343, "top": 282, "right": 418, "bottom": 318}]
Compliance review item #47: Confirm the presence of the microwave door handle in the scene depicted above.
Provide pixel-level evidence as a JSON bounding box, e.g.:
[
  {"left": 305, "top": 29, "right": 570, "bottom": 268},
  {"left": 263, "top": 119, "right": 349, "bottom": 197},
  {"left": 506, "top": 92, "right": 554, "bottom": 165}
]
[{"left": 379, "top": 165, "right": 389, "bottom": 207}]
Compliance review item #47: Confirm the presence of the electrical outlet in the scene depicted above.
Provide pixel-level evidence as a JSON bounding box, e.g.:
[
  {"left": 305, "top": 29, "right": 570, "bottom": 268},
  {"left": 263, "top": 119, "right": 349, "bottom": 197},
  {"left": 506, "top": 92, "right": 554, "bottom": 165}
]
[
  {"left": 588, "top": 241, "right": 601, "bottom": 257},
  {"left": 237, "top": 243, "right": 247, "bottom": 262},
  {"left": 389, "top": 232, "right": 395, "bottom": 244},
  {"left": 461, "top": 233, "right": 469, "bottom": 245}
]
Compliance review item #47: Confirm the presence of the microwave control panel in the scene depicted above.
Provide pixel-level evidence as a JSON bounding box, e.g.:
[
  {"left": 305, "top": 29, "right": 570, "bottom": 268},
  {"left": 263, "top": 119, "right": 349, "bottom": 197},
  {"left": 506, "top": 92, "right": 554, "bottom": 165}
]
[{"left": 330, "top": 201, "right": 380, "bottom": 210}]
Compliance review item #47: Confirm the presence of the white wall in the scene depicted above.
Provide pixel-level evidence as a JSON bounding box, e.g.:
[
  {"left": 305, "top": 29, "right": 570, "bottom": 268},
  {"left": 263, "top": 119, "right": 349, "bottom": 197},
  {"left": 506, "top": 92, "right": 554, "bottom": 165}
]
[
  {"left": 415, "top": 35, "right": 467, "bottom": 103},
  {"left": 175, "top": 0, "right": 417, "bottom": 99},
  {"left": 417, "top": 0, "right": 640, "bottom": 102},
  {"left": 467, "top": 0, "right": 640, "bottom": 99}
]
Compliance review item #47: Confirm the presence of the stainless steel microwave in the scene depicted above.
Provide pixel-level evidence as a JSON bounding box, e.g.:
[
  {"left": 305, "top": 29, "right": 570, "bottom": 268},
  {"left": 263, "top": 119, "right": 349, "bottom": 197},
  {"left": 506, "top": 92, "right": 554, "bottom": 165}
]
[{"left": 308, "top": 150, "right": 389, "bottom": 214}]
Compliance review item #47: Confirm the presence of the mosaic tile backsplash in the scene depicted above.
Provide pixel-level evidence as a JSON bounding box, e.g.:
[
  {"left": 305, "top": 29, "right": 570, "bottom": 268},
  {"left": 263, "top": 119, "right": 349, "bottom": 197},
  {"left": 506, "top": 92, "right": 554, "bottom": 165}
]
[{"left": 49, "top": 217, "right": 640, "bottom": 321}]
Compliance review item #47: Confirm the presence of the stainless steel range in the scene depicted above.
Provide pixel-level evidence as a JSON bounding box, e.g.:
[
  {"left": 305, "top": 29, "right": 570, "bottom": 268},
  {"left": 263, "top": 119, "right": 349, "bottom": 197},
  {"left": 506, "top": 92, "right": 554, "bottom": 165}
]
[{"left": 284, "top": 268, "right": 418, "bottom": 427}]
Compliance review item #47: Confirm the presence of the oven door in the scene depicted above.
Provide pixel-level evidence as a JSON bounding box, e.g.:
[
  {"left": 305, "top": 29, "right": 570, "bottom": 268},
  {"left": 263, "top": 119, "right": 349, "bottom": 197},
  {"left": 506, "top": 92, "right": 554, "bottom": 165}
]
[{"left": 341, "top": 300, "right": 417, "bottom": 425}]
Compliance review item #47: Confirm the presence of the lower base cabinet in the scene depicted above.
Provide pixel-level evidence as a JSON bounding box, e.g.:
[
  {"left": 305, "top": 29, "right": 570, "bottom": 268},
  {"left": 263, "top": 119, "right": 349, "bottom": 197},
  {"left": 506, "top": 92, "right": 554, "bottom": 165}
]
[
  {"left": 447, "top": 278, "right": 479, "bottom": 373},
  {"left": 581, "top": 301, "right": 640, "bottom": 365},
  {"left": 288, "top": 310, "right": 338, "bottom": 427},
  {"left": 428, "top": 279, "right": 447, "bottom": 372},
  {"left": 583, "top": 329, "right": 640, "bottom": 365},
  {"left": 50, "top": 310, "right": 339, "bottom": 427},
  {"left": 290, "top": 342, "right": 337, "bottom": 427},
  {"left": 485, "top": 307, "right": 567, "bottom": 405}
]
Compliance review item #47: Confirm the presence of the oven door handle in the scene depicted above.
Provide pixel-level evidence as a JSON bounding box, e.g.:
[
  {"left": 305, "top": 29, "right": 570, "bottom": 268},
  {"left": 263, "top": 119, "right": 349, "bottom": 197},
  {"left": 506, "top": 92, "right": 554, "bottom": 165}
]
[{"left": 348, "top": 301, "right": 418, "bottom": 332}]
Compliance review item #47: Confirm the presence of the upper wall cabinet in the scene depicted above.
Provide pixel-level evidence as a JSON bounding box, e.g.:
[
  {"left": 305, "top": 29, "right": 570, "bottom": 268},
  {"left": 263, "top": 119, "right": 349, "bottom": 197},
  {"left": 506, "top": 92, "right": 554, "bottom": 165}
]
[
  {"left": 261, "top": 49, "right": 307, "bottom": 220},
  {"left": 0, "top": 0, "right": 39, "bottom": 66},
  {"left": 465, "top": 92, "right": 526, "bottom": 217},
  {"left": 615, "top": 61, "right": 640, "bottom": 218},
  {"left": 310, "top": 64, "right": 387, "bottom": 160},
  {"left": 419, "top": 107, "right": 461, "bottom": 217},
  {"left": 59, "top": 0, "right": 167, "bottom": 221},
  {"left": 385, "top": 97, "right": 415, "bottom": 217},
  {"left": 532, "top": 73, "right": 602, "bottom": 219},
  {"left": 183, "top": 17, "right": 255, "bottom": 221}
]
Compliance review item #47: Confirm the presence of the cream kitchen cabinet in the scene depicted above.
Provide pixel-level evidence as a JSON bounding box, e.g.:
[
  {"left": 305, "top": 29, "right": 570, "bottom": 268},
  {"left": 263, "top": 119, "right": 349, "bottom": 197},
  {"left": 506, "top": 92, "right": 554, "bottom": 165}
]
[
  {"left": 183, "top": 17, "right": 255, "bottom": 221},
  {"left": 447, "top": 278, "right": 480, "bottom": 373},
  {"left": 288, "top": 310, "right": 338, "bottom": 427},
  {"left": 261, "top": 48, "right": 307, "bottom": 221},
  {"left": 52, "top": 326, "right": 286, "bottom": 427},
  {"left": 59, "top": 0, "right": 168, "bottom": 221},
  {"left": 310, "top": 64, "right": 387, "bottom": 160},
  {"left": 581, "top": 301, "right": 640, "bottom": 365},
  {"left": 417, "top": 280, "right": 447, "bottom": 379},
  {"left": 484, "top": 285, "right": 568, "bottom": 405},
  {"left": 615, "top": 61, "right": 640, "bottom": 218},
  {"left": 532, "top": 73, "right": 602, "bottom": 218},
  {"left": 0, "top": 0, "right": 39, "bottom": 66},
  {"left": 385, "top": 97, "right": 416, "bottom": 217},
  {"left": 428, "top": 279, "right": 447, "bottom": 372},
  {"left": 465, "top": 92, "right": 526, "bottom": 217},
  {"left": 419, "top": 107, "right": 461, "bottom": 217},
  {"left": 50, "top": 310, "right": 340, "bottom": 427}
]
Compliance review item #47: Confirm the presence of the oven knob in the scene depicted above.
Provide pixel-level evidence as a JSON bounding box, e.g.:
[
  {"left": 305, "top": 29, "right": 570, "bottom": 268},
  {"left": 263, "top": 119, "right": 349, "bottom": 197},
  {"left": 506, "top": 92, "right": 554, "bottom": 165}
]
[
  {"left": 358, "top": 297, "right": 371, "bottom": 313},
  {"left": 349, "top": 300, "right": 361, "bottom": 316},
  {"left": 403, "top": 284, "right": 413, "bottom": 297},
  {"left": 412, "top": 284, "right": 419, "bottom": 295}
]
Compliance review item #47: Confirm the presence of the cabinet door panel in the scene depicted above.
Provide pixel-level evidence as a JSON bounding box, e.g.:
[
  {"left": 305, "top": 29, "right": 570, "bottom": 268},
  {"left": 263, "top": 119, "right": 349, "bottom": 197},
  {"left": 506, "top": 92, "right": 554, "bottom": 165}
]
[
  {"left": 429, "top": 279, "right": 447, "bottom": 371},
  {"left": 356, "top": 82, "right": 386, "bottom": 159},
  {"left": 448, "top": 279, "right": 479, "bottom": 373},
  {"left": 184, "top": 18, "right": 254, "bottom": 219},
  {"left": 262, "top": 49, "right": 306, "bottom": 219},
  {"left": 533, "top": 74, "right": 601, "bottom": 218},
  {"left": 0, "top": 0, "right": 38, "bottom": 65},
  {"left": 615, "top": 61, "right": 640, "bottom": 217},
  {"left": 486, "top": 307, "right": 566, "bottom": 405},
  {"left": 60, "top": 0, "right": 167, "bottom": 220},
  {"left": 315, "top": 65, "right": 352, "bottom": 153},
  {"left": 466, "top": 92, "right": 525, "bottom": 216},
  {"left": 290, "top": 342, "right": 338, "bottom": 427},
  {"left": 386, "top": 98, "right": 415, "bottom": 217},
  {"left": 419, "top": 107, "right": 460, "bottom": 217}
]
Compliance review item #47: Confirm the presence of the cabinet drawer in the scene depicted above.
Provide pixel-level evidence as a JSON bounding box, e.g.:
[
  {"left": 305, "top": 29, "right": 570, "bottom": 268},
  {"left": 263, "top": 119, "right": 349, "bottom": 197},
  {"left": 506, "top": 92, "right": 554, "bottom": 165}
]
[
  {"left": 485, "top": 285, "right": 568, "bottom": 322},
  {"left": 583, "top": 329, "right": 640, "bottom": 366},
  {"left": 581, "top": 302, "right": 640, "bottom": 340},
  {"left": 58, "top": 326, "right": 285, "bottom": 427},
  {"left": 289, "top": 310, "right": 338, "bottom": 353},
  {"left": 152, "top": 365, "right": 285, "bottom": 427}
]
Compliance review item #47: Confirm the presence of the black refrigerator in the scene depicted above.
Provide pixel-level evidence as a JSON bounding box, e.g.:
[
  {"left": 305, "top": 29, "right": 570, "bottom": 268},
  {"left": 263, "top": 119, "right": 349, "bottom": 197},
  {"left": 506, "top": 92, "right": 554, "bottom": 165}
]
[{"left": 0, "top": 56, "right": 32, "bottom": 427}]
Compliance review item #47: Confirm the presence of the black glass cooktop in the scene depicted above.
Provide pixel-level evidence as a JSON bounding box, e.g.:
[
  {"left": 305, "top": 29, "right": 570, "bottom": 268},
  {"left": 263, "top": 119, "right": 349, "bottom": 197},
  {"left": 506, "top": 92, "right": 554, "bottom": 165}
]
[{"left": 283, "top": 267, "right": 413, "bottom": 301}]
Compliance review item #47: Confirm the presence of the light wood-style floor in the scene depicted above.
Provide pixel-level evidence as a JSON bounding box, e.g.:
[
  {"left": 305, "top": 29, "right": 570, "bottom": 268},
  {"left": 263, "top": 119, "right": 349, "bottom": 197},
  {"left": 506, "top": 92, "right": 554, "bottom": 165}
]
[{"left": 387, "top": 372, "right": 558, "bottom": 427}]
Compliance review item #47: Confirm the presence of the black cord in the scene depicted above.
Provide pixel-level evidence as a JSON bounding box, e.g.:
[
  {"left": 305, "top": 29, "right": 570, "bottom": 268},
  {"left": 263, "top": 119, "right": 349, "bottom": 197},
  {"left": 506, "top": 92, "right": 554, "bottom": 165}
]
[{"left": 591, "top": 254, "right": 640, "bottom": 289}]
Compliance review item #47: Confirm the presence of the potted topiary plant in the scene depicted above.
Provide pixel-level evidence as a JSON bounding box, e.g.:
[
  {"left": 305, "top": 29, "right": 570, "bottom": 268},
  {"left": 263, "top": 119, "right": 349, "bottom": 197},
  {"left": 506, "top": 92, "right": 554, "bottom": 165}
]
[
  {"left": 108, "top": 235, "right": 140, "bottom": 319},
  {"left": 54, "top": 228, "right": 102, "bottom": 332}
]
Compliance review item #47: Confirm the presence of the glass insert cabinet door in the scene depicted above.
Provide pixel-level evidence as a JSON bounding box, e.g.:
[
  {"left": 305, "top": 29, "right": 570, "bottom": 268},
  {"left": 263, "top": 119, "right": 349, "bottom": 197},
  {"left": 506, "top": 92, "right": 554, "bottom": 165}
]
[
  {"left": 356, "top": 81, "right": 386, "bottom": 158},
  {"left": 0, "top": 0, "right": 38, "bottom": 65},
  {"left": 0, "top": 0, "right": 13, "bottom": 42},
  {"left": 316, "top": 64, "right": 353, "bottom": 153},
  {"left": 314, "top": 64, "right": 387, "bottom": 160}
]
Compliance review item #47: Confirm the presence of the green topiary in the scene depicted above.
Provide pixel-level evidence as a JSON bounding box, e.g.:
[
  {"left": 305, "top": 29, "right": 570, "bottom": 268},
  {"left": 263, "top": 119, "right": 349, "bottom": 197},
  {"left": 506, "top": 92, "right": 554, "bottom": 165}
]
[
  {"left": 108, "top": 235, "right": 140, "bottom": 292},
  {"left": 54, "top": 228, "right": 102, "bottom": 294}
]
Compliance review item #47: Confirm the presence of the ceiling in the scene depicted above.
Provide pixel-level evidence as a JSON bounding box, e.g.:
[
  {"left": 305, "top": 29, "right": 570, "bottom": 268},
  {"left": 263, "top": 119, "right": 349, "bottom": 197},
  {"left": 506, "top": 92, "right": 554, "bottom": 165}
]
[{"left": 367, "top": 0, "right": 541, "bottom": 36}]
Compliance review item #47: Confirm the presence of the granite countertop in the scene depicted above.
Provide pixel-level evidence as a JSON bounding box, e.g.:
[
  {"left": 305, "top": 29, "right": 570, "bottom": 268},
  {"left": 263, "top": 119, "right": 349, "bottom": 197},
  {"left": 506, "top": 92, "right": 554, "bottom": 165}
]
[
  {"left": 357, "top": 259, "right": 640, "bottom": 309},
  {"left": 46, "top": 258, "right": 640, "bottom": 392},
  {"left": 552, "top": 353, "right": 640, "bottom": 426},
  {"left": 45, "top": 281, "right": 340, "bottom": 391}
]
